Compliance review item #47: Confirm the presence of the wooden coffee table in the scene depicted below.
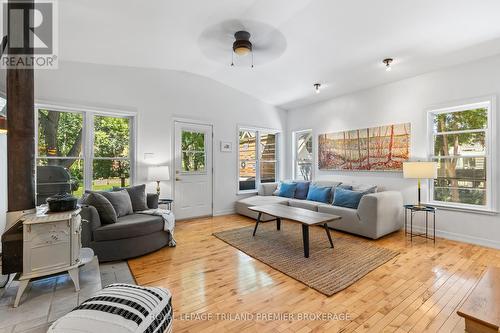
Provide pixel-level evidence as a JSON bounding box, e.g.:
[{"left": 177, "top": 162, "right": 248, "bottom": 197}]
[{"left": 248, "top": 204, "right": 342, "bottom": 258}]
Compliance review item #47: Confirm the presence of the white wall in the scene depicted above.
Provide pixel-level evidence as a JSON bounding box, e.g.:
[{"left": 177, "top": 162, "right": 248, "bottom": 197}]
[
  {"left": 31, "top": 61, "right": 286, "bottom": 216},
  {"left": 286, "top": 55, "right": 500, "bottom": 249}
]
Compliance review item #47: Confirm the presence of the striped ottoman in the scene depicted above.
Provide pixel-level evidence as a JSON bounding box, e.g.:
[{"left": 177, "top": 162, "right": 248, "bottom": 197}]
[{"left": 48, "top": 284, "right": 173, "bottom": 333}]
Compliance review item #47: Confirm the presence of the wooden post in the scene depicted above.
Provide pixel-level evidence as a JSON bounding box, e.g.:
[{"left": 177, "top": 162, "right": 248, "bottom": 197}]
[{"left": 6, "top": 0, "right": 36, "bottom": 212}]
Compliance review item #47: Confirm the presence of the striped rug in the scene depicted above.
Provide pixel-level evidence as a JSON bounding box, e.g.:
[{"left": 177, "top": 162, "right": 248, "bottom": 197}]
[{"left": 213, "top": 222, "right": 399, "bottom": 296}]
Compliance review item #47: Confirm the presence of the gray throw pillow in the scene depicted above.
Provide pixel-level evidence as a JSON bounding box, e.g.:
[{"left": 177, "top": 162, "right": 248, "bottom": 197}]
[
  {"left": 85, "top": 192, "right": 117, "bottom": 225},
  {"left": 114, "top": 184, "right": 148, "bottom": 211},
  {"left": 101, "top": 190, "right": 134, "bottom": 217}
]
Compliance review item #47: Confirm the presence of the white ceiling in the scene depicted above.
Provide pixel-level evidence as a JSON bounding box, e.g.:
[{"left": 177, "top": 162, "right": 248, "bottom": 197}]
[{"left": 59, "top": 0, "right": 500, "bottom": 109}]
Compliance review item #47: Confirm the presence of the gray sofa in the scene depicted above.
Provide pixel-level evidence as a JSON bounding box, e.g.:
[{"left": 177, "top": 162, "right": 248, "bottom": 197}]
[
  {"left": 235, "top": 181, "right": 403, "bottom": 239},
  {"left": 80, "top": 193, "right": 171, "bottom": 262}
]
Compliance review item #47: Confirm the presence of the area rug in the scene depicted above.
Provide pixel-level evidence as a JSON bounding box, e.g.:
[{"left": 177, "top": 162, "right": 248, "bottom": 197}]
[{"left": 213, "top": 222, "right": 399, "bottom": 296}]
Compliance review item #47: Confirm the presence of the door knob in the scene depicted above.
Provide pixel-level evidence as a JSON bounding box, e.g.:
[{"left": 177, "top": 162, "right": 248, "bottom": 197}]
[{"left": 176, "top": 177, "right": 181, "bottom": 181}]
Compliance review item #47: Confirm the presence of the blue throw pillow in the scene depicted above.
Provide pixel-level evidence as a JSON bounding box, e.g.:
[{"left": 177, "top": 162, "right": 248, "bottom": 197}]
[
  {"left": 306, "top": 185, "right": 331, "bottom": 203},
  {"left": 333, "top": 188, "right": 365, "bottom": 209},
  {"left": 294, "top": 181, "right": 310, "bottom": 200},
  {"left": 278, "top": 182, "right": 297, "bottom": 198}
]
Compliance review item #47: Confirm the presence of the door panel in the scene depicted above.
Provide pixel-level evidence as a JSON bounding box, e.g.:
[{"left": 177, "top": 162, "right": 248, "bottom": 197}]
[{"left": 174, "top": 121, "right": 213, "bottom": 219}]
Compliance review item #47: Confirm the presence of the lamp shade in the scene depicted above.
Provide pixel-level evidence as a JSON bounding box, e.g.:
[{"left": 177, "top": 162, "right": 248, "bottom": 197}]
[
  {"left": 148, "top": 166, "right": 170, "bottom": 181},
  {"left": 403, "top": 161, "right": 437, "bottom": 179}
]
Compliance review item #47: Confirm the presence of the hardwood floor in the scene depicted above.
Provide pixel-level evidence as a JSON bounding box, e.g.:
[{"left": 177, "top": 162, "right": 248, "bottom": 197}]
[{"left": 128, "top": 214, "right": 500, "bottom": 333}]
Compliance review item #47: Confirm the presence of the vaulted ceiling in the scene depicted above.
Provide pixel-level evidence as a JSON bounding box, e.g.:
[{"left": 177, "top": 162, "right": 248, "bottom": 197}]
[{"left": 59, "top": 0, "right": 500, "bottom": 109}]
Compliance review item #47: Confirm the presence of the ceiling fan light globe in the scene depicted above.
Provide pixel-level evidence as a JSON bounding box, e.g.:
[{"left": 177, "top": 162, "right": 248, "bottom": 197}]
[{"left": 234, "top": 47, "right": 251, "bottom": 56}]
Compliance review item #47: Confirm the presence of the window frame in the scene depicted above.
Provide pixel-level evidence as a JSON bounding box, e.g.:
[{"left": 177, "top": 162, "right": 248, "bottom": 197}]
[
  {"left": 179, "top": 126, "right": 208, "bottom": 175},
  {"left": 34, "top": 104, "right": 137, "bottom": 194},
  {"left": 237, "top": 126, "right": 280, "bottom": 194},
  {"left": 292, "top": 129, "right": 313, "bottom": 181},
  {"left": 427, "top": 97, "right": 497, "bottom": 212}
]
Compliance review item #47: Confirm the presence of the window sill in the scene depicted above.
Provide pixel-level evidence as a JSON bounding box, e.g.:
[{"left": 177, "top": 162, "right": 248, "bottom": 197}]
[{"left": 426, "top": 202, "right": 499, "bottom": 215}]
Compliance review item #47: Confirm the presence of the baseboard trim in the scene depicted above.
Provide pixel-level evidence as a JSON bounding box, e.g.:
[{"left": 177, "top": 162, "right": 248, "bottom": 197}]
[
  {"left": 410, "top": 225, "right": 500, "bottom": 249},
  {"left": 213, "top": 209, "right": 236, "bottom": 216}
]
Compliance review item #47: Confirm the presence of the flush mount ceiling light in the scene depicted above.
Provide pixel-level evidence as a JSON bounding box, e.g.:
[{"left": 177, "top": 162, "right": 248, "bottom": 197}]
[
  {"left": 313, "top": 83, "right": 322, "bottom": 94},
  {"left": 231, "top": 30, "right": 254, "bottom": 68},
  {"left": 383, "top": 58, "right": 393, "bottom": 71}
]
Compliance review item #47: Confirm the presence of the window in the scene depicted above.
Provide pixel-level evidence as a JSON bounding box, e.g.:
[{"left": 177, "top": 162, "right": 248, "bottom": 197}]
[
  {"left": 36, "top": 107, "right": 135, "bottom": 203},
  {"left": 293, "top": 130, "right": 313, "bottom": 180},
  {"left": 238, "top": 128, "right": 279, "bottom": 192},
  {"left": 429, "top": 101, "right": 494, "bottom": 210},
  {"left": 92, "top": 115, "right": 132, "bottom": 191},
  {"left": 181, "top": 130, "right": 206, "bottom": 173}
]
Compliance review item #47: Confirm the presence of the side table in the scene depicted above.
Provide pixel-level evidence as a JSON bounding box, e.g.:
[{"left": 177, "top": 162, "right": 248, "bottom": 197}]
[
  {"left": 159, "top": 199, "right": 173, "bottom": 211},
  {"left": 404, "top": 204, "right": 436, "bottom": 243}
]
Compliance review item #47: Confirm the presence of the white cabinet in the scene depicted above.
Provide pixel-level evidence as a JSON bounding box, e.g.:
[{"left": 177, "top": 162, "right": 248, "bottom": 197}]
[{"left": 14, "top": 208, "right": 92, "bottom": 307}]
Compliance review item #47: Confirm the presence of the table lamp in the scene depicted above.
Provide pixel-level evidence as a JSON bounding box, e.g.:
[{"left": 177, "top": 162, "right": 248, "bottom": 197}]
[
  {"left": 148, "top": 166, "right": 170, "bottom": 197},
  {"left": 403, "top": 161, "right": 438, "bottom": 208}
]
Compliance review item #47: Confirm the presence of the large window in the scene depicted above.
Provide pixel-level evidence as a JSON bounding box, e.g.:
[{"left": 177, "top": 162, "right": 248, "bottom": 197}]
[
  {"left": 238, "top": 128, "right": 279, "bottom": 192},
  {"left": 429, "top": 101, "right": 494, "bottom": 210},
  {"left": 293, "top": 130, "right": 313, "bottom": 180},
  {"left": 36, "top": 107, "right": 135, "bottom": 203}
]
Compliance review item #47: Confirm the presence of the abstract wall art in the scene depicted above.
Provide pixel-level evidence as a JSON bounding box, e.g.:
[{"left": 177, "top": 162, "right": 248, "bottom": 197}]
[{"left": 318, "top": 122, "right": 411, "bottom": 171}]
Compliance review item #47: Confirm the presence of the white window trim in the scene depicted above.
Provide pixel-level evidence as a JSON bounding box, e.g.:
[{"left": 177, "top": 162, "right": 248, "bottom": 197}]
[
  {"left": 237, "top": 125, "right": 280, "bottom": 194},
  {"left": 34, "top": 103, "right": 137, "bottom": 193},
  {"left": 292, "top": 129, "right": 313, "bottom": 181},
  {"left": 426, "top": 96, "right": 497, "bottom": 213}
]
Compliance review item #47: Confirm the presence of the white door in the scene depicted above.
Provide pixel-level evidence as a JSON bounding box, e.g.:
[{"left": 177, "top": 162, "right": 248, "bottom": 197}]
[{"left": 174, "top": 121, "right": 213, "bottom": 220}]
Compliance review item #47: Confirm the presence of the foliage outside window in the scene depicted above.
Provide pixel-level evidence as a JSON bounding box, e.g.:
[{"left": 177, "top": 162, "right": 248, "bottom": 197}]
[
  {"left": 239, "top": 128, "right": 279, "bottom": 191},
  {"left": 181, "top": 130, "right": 206, "bottom": 172},
  {"left": 92, "top": 115, "right": 131, "bottom": 191},
  {"left": 429, "top": 102, "right": 492, "bottom": 208},
  {"left": 36, "top": 108, "right": 134, "bottom": 201},
  {"left": 294, "top": 130, "right": 313, "bottom": 180}
]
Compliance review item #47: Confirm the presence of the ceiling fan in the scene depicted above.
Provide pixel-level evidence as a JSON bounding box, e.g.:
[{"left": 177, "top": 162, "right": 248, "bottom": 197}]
[{"left": 198, "top": 19, "right": 287, "bottom": 68}]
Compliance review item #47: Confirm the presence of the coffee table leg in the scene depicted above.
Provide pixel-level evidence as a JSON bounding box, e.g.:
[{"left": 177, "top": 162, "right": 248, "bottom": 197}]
[
  {"left": 302, "top": 224, "right": 309, "bottom": 258},
  {"left": 253, "top": 212, "right": 262, "bottom": 236},
  {"left": 277, "top": 217, "right": 281, "bottom": 231},
  {"left": 324, "top": 223, "right": 334, "bottom": 248}
]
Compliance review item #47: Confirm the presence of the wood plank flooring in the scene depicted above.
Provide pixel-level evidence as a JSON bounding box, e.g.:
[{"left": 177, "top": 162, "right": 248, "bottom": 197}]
[{"left": 128, "top": 214, "right": 500, "bottom": 333}]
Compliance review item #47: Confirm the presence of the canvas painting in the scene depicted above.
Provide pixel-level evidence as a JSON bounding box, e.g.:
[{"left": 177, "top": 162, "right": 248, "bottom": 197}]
[{"left": 318, "top": 123, "right": 411, "bottom": 171}]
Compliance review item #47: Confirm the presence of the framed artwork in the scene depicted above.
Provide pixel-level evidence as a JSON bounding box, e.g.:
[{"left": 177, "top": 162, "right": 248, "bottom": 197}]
[
  {"left": 220, "top": 141, "right": 233, "bottom": 152},
  {"left": 318, "top": 122, "right": 411, "bottom": 171}
]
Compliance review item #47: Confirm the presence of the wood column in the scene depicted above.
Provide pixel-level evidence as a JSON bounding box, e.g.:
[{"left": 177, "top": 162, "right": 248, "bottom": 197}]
[{"left": 6, "top": 0, "right": 36, "bottom": 212}]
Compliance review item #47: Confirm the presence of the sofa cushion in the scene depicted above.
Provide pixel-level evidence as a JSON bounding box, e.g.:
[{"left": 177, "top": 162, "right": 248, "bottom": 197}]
[
  {"left": 294, "top": 181, "right": 310, "bottom": 200},
  {"left": 306, "top": 185, "right": 331, "bottom": 203},
  {"left": 258, "top": 183, "right": 278, "bottom": 196},
  {"left": 278, "top": 182, "right": 297, "bottom": 198},
  {"left": 85, "top": 192, "right": 117, "bottom": 225},
  {"left": 114, "top": 184, "right": 149, "bottom": 211},
  {"left": 237, "top": 195, "right": 289, "bottom": 207},
  {"left": 342, "top": 183, "right": 378, "bottom": 193},
  {"left": 288, "top": 199, "right": 319, "bottom": 211},
  {"left": 93, "top": 214, "right": 164, "bottom": 242},
  {"left": 100, "top": 190, "right": 134, "bottom": 217},
  {"left": 333, "top": 188, "right": 365, "bottom": 209}
]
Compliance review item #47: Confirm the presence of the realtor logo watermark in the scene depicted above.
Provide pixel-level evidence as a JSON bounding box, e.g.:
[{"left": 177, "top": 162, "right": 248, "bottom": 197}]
[{"left": 1, "top": 0, "right": 58, "bottom": 69}]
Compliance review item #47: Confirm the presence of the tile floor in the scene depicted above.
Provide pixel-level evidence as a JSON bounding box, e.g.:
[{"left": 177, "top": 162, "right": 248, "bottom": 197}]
[{"left": 0, "top": 258, "right": 135, "bottom": 333}]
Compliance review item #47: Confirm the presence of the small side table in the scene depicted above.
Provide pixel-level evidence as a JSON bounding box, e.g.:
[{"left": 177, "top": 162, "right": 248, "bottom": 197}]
[
  {"left": 158, "top": 199, "right": 173, "bottom": 210},
  {"left": 404, "top": 204, "right": 436, "bottom": 243}
]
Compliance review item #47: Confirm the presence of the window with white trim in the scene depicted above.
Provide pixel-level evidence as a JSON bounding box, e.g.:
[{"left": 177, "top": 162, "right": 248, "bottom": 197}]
[
  {"left": 36, "top": 107, "right": 135, "bottom": 204},
  {"left": 428, "top": 101, "right": 494, "bottom": 210},
  {"left": 293, "top": 130, "right": 313, "bottom": 180},
  {"left": 238, "top": 127, "right": 279, "bottom": 192}
]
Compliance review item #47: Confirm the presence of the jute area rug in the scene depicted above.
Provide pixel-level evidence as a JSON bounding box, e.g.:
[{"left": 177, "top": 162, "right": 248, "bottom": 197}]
[{"left": 213, "top": 222, "right": 399, "bottom": 296}]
